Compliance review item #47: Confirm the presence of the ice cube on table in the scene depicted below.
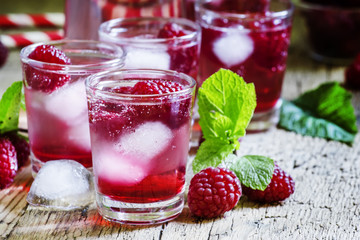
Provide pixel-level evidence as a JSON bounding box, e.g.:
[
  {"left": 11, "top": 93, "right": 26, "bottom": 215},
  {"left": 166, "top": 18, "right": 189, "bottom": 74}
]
[
  {"left": 213, "top": 31, "right": 254, "bottom": 67},
  {"left": 116, "top": 121, "right": 173, "bottom": 162},
  {"left": 26, "top": 160, "right": 94, "bottom": 210},
  {"left": 45, "top": 79, "right": 88, "bottom": 124},
  {"left": 124, "top": 47, "right": 170, "bottom": 70}
]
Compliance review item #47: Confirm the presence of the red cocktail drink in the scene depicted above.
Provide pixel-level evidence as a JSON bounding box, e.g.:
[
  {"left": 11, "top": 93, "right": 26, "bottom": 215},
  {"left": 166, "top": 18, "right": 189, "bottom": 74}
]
[
  {"left": 20, "top": 40, "right": 125, "bottom": 174},
  {"left": 196, "top": 0, "right": 294, "bottom": 130},
  {"left": 86, "top": 69, "right": 195, "bottom": 224}
]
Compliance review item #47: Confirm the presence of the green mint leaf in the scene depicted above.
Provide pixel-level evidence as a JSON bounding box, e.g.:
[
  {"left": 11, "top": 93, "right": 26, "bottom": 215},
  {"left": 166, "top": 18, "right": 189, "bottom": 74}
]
[
  {"left": 293, "top": 82, "right": 357, "bottom": 134},
  {"left": 229, "top": 155, "right": 274, "bottom": 191},
  {"left": 279, "top": 82, "right": 358, "bottom": 144},
  {"left": 192, "top": 138, "right": 238, "bottom": 173},
  {"left": 198, "top": 69, "right": 256, "bottom": 142},
  {"left": 279, "top": 100, "right": 356, "bottom": 144},
  {"left": 0, "top": 81, "right": 23, "bottom": 134}
]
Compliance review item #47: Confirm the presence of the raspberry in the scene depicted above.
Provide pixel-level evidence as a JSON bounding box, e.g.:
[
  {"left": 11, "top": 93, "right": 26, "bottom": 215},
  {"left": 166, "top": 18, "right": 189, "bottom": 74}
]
[
  {"left": 188, "top": 167, "right": 242, "bottom": 218},
  {"left": 242, "top": 163, "right": 295, "bottom": 203},
  {"left": 158, "top": 23, "right": 186, "bottom": 39},
  {"left": 345, "top": 54, "right": 360, "bottom": 90},
  {"left": 0, "top": 137, "right": 18, "bottom": 189},
  {"left": 3, "top": 132, "right": 30, "bottom": 168},
  {"left": 0, "top": 40, "right": 9, "bottom": 68},
  {"left": 118, "top": 80, "right": 183, "bottom": 95},
  {"left": 25, "top": 44, "right": 71, "bottom": 93}
]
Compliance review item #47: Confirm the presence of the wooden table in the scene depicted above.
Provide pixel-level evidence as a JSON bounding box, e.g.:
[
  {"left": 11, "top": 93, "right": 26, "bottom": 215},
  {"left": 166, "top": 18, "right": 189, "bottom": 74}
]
[{"left": 1, "top": 15, "right": 359, "bottom": 240}]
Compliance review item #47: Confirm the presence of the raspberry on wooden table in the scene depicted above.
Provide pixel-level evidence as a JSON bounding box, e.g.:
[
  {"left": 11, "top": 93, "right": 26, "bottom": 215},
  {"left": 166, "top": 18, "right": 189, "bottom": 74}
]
[
  {"left": 0, "top": 137, "right": 18, "bottom": 189},
  {"left": 0, "top": 41, "right": 9, "bottom": 68},
  {"left": 242, "top": 163, "right": 295, "bottom": 203},
  {"left": 25, "top": 44, "right": 71, "bottom": 93},
  {"left": 3, "top": 132, "right": 30, "bottom": 168},
  {"left": 345, "top": 54, "right": 360, "bottom": 90},
  {"left": 188, "top": 167, "right": 242, "bottom": 218}
]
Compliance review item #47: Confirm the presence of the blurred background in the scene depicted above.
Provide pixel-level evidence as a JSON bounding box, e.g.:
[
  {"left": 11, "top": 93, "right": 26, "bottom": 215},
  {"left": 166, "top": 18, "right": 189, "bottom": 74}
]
[{"left": 0, "top": 0, "right": 64, "bottom": 14}]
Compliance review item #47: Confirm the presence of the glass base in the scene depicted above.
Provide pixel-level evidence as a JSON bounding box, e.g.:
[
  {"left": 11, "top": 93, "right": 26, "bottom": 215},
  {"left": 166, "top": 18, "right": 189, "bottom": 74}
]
[
  {"left": 310, "top": 51, "right": 354, "bottom": 66},
  {"left": 247, "top": 99, "right": 282, "bottom": 132},
  {"left": 30, "top": 152, "right": 44, "bottom": 177},
  {"left": 96, "top": 191, "right": 184, "bottom": 225}
]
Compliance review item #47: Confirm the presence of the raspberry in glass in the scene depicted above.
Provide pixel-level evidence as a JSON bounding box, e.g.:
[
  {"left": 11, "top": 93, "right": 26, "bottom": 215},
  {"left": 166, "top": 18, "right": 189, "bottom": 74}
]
[{"left": 25, "top": 44, "right": 71, "bottom": 93}]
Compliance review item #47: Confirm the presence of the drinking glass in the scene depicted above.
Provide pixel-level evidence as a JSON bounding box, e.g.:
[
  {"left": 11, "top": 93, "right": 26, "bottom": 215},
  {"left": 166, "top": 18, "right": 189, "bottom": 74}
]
[
  {"left": 293, "top": 0, "right": 360, "bottom": 64},
  {"left": 86, "top": 69, "right": 196, "bottom": 224},
  {"left": 196, "top": 0, "right": 294, "bottom": 131},
  {"left": 98, "top": 17, "right": 201, "bottom": 81},
  {"left": 20, "top": 40, "right": 125, "bottom": 174},
  {"left": 64, "top": 0, "right": 185, "bottom": 40}
]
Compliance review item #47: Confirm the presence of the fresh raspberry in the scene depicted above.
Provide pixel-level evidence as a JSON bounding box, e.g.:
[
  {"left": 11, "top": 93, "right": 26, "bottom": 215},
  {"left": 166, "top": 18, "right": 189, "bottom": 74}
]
[
  {"left": 0, "top": 40, "right": 9, "bottom": 68},
  {"left": 158, "top": 23, "right": 186, "bottom": 39},
  {"left": 3, "top": 132, "right": 30, "bottom": 168},
  {"left": 113, "top": 80, "right": 190, "bottom": 129},
  {"left": 157, "top": 23, "right": 198, "bottom": 75},
  {"left": 114, "top": 80, "right": 183, "bottom": 95},
  {"left": 0, "top": 137, "right": 18, "bottom": 189},
  {"left": 25, "top": 44, "right": 71, "bottom": 93},
  {"left": 242, "top": 163, "right": 295, "bottom": 203},
  {"left": 345, "top": 54, "right": 360, "bottom": 90},
  {"left": 188, "top": 167, "right": 242, "bottom": 218}
]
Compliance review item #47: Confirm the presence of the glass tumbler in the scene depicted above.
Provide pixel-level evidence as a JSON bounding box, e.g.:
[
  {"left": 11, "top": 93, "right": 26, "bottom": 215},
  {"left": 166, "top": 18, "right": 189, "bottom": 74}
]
[
  {"left": 64, "top": 0, "right": 185, "bottom": 40},
  {"left": 20, "top": 40, "right": 125, "bottom": 174},
  {"left": 196, "top": 0, "right": 294, "bottom": 131},
  {"left": 86, "top": 69, "right": 196, "bottom": 225},
  {"left": 98, "top": 17, "right": 201, "bottom": 82}
]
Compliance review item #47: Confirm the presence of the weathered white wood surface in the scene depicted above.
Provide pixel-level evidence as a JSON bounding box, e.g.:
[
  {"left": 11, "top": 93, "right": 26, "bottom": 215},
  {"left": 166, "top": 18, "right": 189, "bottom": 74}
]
[{"left": 0, "top": 15, "right": 359, "bottom": 240}]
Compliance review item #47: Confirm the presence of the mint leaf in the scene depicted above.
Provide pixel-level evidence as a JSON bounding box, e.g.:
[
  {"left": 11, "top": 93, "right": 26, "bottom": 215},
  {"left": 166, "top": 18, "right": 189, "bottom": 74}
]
[
  {"left": 198, "top": 69, "right": 256, "bottom": 142},
  {"left": 192, "top": 138, "right": 238, "bottom": 173},
  {"left": 279, "top": 82, "right": 358, "bottom": 144},
  {"left": 279, "top": 100, "right": 356, "bottom": 144},
  {"left": 0, "top": 81, "right": 23, "bottom": 134},
  {"left": 293, "top": 82, "right": 357, "bottom": 134},
  {"left": 229, "top": 155, "right": 274, "bottom": 191}
]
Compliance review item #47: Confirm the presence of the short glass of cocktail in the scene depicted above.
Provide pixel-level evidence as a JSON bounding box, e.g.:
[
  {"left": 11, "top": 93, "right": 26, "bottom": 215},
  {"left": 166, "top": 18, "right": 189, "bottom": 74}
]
[
  {"left": 20, "top": 40, "right": 125, "bottom": 174},
  {"left": 85, "top": 69, "right": 196, "bottom": 225},
  {"left": 98, "top": 17, "right": 201, "bottom": 82},
  {"left": 196, "top": 0, "right": 294, "bottom": 131}
]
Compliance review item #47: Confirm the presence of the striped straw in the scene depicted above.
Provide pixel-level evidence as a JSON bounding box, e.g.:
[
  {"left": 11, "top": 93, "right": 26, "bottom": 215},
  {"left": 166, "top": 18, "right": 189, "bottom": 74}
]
[
  {"left": 1, "top": 30, "right": 63, "bottom": 48},
  {"left": 0, "top": 13, "right": 64, "bottom": 29}
]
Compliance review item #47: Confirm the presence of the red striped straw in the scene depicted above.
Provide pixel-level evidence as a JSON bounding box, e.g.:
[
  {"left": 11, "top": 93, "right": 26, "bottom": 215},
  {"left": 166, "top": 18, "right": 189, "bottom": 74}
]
[
  {"left": 1, "top": 30, "right": 63, "bottom": 48},
  {"left": 0, "top": 13, "right": 64, "bottom": 28}
]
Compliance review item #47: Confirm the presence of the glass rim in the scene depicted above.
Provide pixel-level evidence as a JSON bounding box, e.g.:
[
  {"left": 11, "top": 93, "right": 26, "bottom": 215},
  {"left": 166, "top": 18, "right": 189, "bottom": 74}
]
[
  {"left": 20, "top": 39, "right": 126, "bottom": 73},
  {"left": 85, "top": 68, "right": 197, "bottom": 100},
  {"left": 292, "top": 0, "right": 360, "bottom": 11},
  {"left": 98, "top": 17, "right": 201, "bottom": 44},
  {"left": 196, "top": 0, "right": 294, "bottom": 21}
]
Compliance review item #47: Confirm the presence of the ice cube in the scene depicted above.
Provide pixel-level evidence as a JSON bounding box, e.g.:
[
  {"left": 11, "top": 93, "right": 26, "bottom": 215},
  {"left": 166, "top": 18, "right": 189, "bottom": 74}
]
[
  {"left": 124, "top": 47, "right": 170, "bottom": 70},
  {"left": 67, "top": 114, "right": 91, "bottom": 151},
  {"left": 213, "top": 31, "right": 254, "bottom": 67},
  {"left": 27, "top": 160, "right": 94, "bottom": 210},
  {"left": 94, "top": 147, "right": 147, "bottom": 186},
  {"left": 116, "top": 121, "right": 173, "bottom": 162},
  {"left": 45, "top": 79, "right": 88, "bottom": 123}
]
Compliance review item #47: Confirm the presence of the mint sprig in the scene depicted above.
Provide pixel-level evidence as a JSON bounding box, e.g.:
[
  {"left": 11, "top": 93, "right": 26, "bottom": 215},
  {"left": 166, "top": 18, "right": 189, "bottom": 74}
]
[
  {"left": 0, "top": 81, "right": 23, "bottom": 134},
  {"left": 193, "top": 69, "right": 275, "bottom": 191},
  {"left": 279, "top": 82, "right": 358, "bottom": 144}
]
